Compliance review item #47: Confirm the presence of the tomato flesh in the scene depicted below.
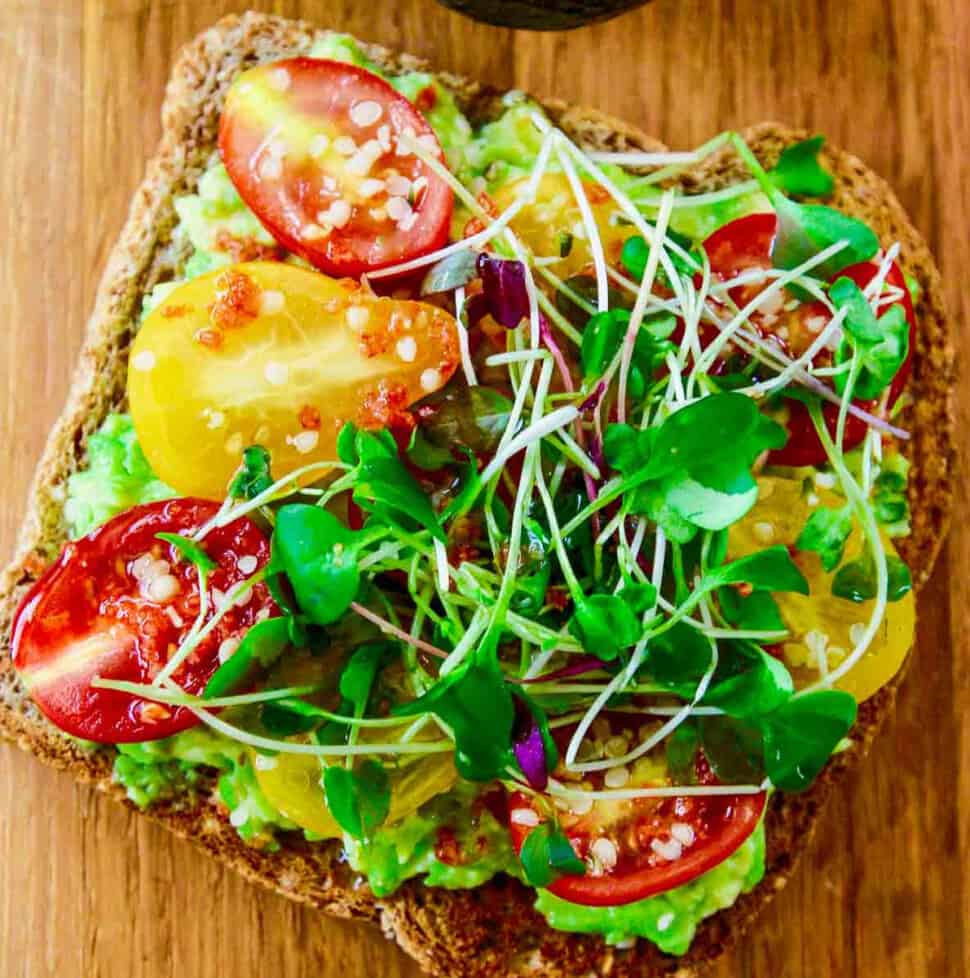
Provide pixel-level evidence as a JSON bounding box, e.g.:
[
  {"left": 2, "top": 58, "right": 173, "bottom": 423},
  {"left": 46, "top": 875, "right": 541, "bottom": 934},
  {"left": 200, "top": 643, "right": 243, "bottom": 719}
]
[
  {"left": 11, "top": 499, "right": 276, "bottom": 743},
  {"left": 702, "top": 213, "right": 915, "bottom": 467},
  {"left": 128, "top": 262, "right": 459, "bottom": 498},
  {"left": 219, "top": 58, "right": 453, "bottom": 277},
  {"left": 507, "top": 720, "right": 766, "bottom": 907}
]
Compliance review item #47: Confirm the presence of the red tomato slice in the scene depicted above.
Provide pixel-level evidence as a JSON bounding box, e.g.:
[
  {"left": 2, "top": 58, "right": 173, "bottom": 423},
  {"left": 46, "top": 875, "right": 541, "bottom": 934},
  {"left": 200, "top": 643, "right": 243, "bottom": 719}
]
[
  {"left": 507, "top": 722, "right": 766, "bottom": 907},
  {"left": 11, "top": 499, "right": 276, "bottom": 743},
  {"left": 219, "top": 58, "right": 453, "bottom": 278},
  {"left": 702, "top": 213, "right": 915, "bottom": 467}
]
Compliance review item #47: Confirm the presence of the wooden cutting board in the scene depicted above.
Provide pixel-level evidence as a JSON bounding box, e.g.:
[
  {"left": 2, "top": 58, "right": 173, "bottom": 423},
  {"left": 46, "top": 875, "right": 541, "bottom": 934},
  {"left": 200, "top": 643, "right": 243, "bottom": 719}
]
[{"left": 0, "top": 1, "right": 966, "bottom": 976}]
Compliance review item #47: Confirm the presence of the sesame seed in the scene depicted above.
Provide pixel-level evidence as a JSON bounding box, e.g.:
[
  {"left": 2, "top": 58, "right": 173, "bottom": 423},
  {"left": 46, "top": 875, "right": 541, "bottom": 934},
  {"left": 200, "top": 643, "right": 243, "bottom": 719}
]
[
  {"left": 253, "top": 753, "right": 278, "bottom": 771},
  {"left": 358, "top": 177, "right": 386, "bottom": 199},
  {"left": 398, "top": 212, "right": 418, "bottom": 232},
  {"left": 301, "top": 223, "right": 330, "bottom": 241},
  {"left": 650, "top": 837, "right": 683, "bottom": 861},
  {"left": 320, "top": 199, "right": 352, "bottom": 228},
  {"left": 807, "top": 492, "right": 820, "bottom": 506},
  {"left": 670, "top": 822, "right": 696, "bottom": 846},
  {"left": 510, "top": 808, "right": 540, "bottom": 827},
  {"left": 139, "top": 702, "right": 171, "bottom": 723},
  {"left": 417, "top": 133, "right": 440, "bottom": 155},
  {"left": 225, "top": 432, "right": 244, "bottom": 455},
  {"left": 386, "top": 195, "right": 413, "bottom": 223},
  {"left": 147, "top": 574, "right": 180, "bottom": 604},
  {"left": 656, "top": 912, "right": 675, "bottom": 932},
  {"left": 264, "top": 361, "right": 288, "bottom": 386},
  {"left": 420, "top": 367, "right": 442, "bottom": 392},
  {"left": 130, "top": 554, "right": 154, "bottom": 580},
  {"left": 260, "top": 290, "right": 285, "bottom": 315},
  {"left": 309, "top": 133, "right": 330, "bottom": 158},
  {"left": 376, "top": 124, "right": 392, "bottom": 150},
  {"left": 131, "top": 350, "right": 156, "bottom": 372},
  {"left": 604, "top": 765, "right": 630, "bottom": 788},
  {"left": 238, "top": 555, "right": 258, "bottom": 575},
  {"left": 386, "top": 174, "right": 411, "bottom": 197},
  {"left": 590, "top": 837, "right": 618, "bottom": 870},
  {"left": 202, "top": 408, "right": 225, "bottom": 430},
  {"left": 333, "top": 136, "right": 358, "bottom": 156},
  {"left": 258, "top": 155, "right": 283, "bottom": 181},
  {"left": 395, "top": 336, "right": 417, "bottom": 362},
  {"left": 753, "top": 521, "right": 776, "bottom": 544},
  {"left": 806, "top": 315, "right": 828, "bottom": 334},
  {"left": 218, "top": 636, "right": 241, "bottom": 663},
  {"left": 268, "top": 67, "right": 291, "bottom": 91},
  {"left": 289, "top": 430, "right": 319, "bottom": 454},
  {"left": 349, "top": 99, "right": 383, "bottom": 127},
  {"left": 346, "top": 306, "right": 370, "bottom": 330},
  {"left": 815, "top": 471, "right": 837, "bottom": 489},
  {"left": 569, "top": 792, "right": 593, "bottom": 816}
]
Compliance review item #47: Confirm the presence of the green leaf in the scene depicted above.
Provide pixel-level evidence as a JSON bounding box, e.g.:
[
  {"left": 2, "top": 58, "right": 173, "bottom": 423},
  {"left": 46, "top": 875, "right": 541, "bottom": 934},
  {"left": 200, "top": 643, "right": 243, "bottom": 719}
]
[
  {"left": 568, "top": 594, "right": 643, "bottom": 661},
  {"left": 771, "top": 194, "right": 879, "bottom": 281},
  {"left": 835, "top": 306, "right": 910, "bottom": 401},
  {"left": 620, "top": 229, "right": 699, "bottom": 288},
  {"left": 617, "top": 582, "right": 658, "bottom": 616},
  {"left": 580, "top": 309, "right": 675, "bottom": 382},
  {"left": 665, "top": 721, "right": 700, "bottom": 784},
  {"left": 796, "top": 504, "right": 854, "bottom": 572},
  {"left": 698, "top": 715, "right": 766, "bottom": 783},
  {"left": 339, "top": 642, "right": 398, "bottom": 712},
  {"left": 718, "top": 588, "right": 785, "bottom": 632},
  {"left": 705, "top": 546, "right": 810, "bottom": 595},
  {"left": 633, "top": 482, "right": 698, "bottom": 544},
  {"left": 262, "top": 696, "right": 324, "bottom": 736},
  {"left": 337, "top": 421, "right": 360, "bottom": 466},
  {"left": 156, "top": 532, "right": 217, "bottom": 573},
  {"left": 415, "top": 382, "right": 516, "bottom": 456},
  {"left": 872, "top": 456, "right": 910, "bottom": 535},
  {"left": 829, "top": 277, "right": 883, "bottom": 344},
  {"left": 228, "top": 445, "right": 274, "bottom": 500},
  {"left": 761, "top": 690, "right": 857, "bottom": 791},
  {"left": 354, "top": 456, "right": 445, "bottom": 541},
  {"left": 203, "top": 617, "right": 291, "bottom": 699},
  {"left": 355, "top": 429, "right": 398, "bottom": 462},
  {"left": 322, "top": 760, "right": 390, "bottom": 838},
  {"left": 768, "top": 137, "right": 834, "bottom": 198},
  {"left": 661, "top": 476, "right": 759, "bottom": 531},
  {"left": 272, "top": 505, "right": 363, "bottom": 625},
  {"left": 831, "top": 552, "right": 912, "bottom": 603},
  {"left": 519, "top": 821, "right": 585, "bottom": 888},
  {"left": 602, "top": 423, "right": 650, "bottom": 475},
  {"left": 420, "top": 248, "right": 478, "bottom": 295},
  {"left": 407, "top": 428, "right": 454, "bottom": 470},
  {"left": 642, "top": 621, "right": 714, "bottom": 687},
  {"left": 703, "top": 644, "right": 794, "bottom": 717},
  {"left": 393, "top": 662, "right": 514, "bottom": 781}
]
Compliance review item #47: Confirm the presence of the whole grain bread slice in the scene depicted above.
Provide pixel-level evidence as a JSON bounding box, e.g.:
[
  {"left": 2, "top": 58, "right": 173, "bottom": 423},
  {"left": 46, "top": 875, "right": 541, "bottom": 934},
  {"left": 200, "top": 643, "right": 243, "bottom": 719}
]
[{"left": 0, "top": 11, "right": 954, "bottom": 977}]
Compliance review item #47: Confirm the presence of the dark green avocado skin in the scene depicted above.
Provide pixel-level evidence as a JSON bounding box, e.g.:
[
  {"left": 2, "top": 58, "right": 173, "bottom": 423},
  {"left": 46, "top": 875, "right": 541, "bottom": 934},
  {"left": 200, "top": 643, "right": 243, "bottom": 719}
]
[{"left": 434, "top": 0, "right": 648, "bottom": 30}]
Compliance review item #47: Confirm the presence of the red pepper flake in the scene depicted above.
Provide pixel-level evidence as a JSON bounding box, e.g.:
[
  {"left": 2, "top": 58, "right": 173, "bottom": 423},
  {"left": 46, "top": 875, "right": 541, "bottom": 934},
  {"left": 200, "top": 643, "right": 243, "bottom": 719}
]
[
  {"left": 357, "top": 381, "right": 415, "bottom": 434},
  {"left": 545, "top": 586, "right": 571, "bottom": 612},
  {"left": 160, "top": 303, "right": 191, "bottom": 319},
  {"left": 736, "top": 582, "right": 754, "bottom": 598},
  {"left": 209, "top": 269, "right": 262, "bottom": 330},
  {"left": 463, "top": 217, "right": 486, "bottom": 239},
  {"left": 586, "top": 183, "right": 610, "bottom": 205},
  {"left": 434, "top": 827, "right": 462, "bottom": 866},
  {"left": 414, "top": 85, "right": 438, "bottom": 113},
  {"left": 477, "top": 192, "right": 498, "bottom": 219},
  {"left": 214, "top": 229, "right": 284, "bottom": 263},
  {"left": 194, "top": 327, "right": 224, "bottom": 350},
  {"left": 298, "top": 404, "right": 321, "bottom": 430}
]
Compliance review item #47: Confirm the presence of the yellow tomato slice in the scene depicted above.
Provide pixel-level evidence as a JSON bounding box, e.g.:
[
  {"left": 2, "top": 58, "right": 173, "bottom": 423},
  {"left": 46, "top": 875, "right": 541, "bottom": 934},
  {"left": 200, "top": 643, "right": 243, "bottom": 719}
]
[
  {"left": 128, "top": 262, "right": 459, "bottom": 498},
  {"left": 493, "top": 173, "right": 628, "bottom": 279},
  {"left": 728, "top": 475, "right": 915, "bottom": 702},
  {"left": 254, "top": 737, "right": 457, "bottom": 840}
]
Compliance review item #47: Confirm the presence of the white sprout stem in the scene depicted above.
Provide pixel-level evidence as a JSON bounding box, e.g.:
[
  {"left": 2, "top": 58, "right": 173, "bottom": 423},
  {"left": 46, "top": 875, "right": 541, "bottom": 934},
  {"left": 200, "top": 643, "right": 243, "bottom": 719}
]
[
  {"left": 439, "top": 606, "right": 489, "bottom": 676},
  {"left": 479, "top": 405, "right": 580, "bottom": 486},
  {"left": 547, "top": 780, "right": 765, "bottom": 801},
  {"left": 586, "top": 149, "right": 702, "bottom": 166},
  {"left": 432, "top": 537, "right": 451, "bottom": 594},
  {"left": 349, "top": 601, "right": 447, "bottom": 659},
  {"left": 485, "top": 349, "right": 551, "bottom": 367},
  {"left": 556, "top": 140, "right": 609, "bottom": 312},
  {"left": 454, "top": 286, "right": 479, "bottom": 387}
]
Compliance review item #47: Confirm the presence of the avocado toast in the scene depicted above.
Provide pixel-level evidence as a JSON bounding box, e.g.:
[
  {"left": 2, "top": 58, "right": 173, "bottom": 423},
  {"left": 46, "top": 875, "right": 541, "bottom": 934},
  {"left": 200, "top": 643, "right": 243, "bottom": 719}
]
[{"left": 0, "top": 11, "right": 954, "bottom": 978}]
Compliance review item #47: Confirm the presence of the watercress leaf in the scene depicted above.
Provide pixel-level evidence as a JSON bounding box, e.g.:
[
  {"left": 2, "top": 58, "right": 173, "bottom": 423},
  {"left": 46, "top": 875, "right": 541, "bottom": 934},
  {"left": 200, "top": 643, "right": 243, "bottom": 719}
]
[
  {"left": 519, "top": 821, "right": 585, "bottom": 888},
  {"left": 393, "top": 662, "right": 514, "bottom": 781},
  {"left": 835, "top": 305, "right": 910, "bottom": 400},
  {"left": 228, "top": 445, "right": 274, "bottom": 500},
  {"left": 661, "top": 475, "right": 759, "bottom": 531},
  {"left": 829, "top": 277, "right": 882, "bottom": 344},
  {"left": 873, "top": 457, "right": 911, "bottom": 535},
  {"left": 602, "top": 423, "right": 649, "bottom": 475},
  {"left": 203, "top": 617, "right": 291, "bottom": 698},
  {"left": 665, "top": 721, "right": 700, "bottom": 784},
  {"left": 642, "top": 621, "right": 714, "bottom": 687},
  {"left": 407, "top": 428, "right": 454, "bottom": 470},
  {"left": 761, "top": 690, "right": 856, "bottom": 791},
  {"left": 273, "top": 505, "right": 362, "bottom": 625},
  {"left": 768, "top": 136, "right": 834, "bottom": 198},
  {"left": 354, "top": 456, "right": 445, "bottom": 541},
  {"left": 718, "top": 588, "right": 786, "bottom": 632},
  {"left": 339, "top": 642, "right": 398, "bottom": 712},
  {"left": 796, "top": 504, "right": 854, "bottom": 572},
  {"left": 771, "top": 194, "right": 879, "bottom": 281},
  {"left": 568, "top": 594, "right": 642, "bottom": 661},
  {"left": 555, "top": 274, "right": 631, "bottom": 329},
  {"left": 156, "top": 532, "right": 217, "bottom": 573},
  {"left": 831, "top": 552, "right": 912, "bottom": 603},
  {"left": 355, "top": 429, "right": 398, "bottom": 462},
  {"left": 421, "top": 248, "right": 478, "bottom": 295},
  {"left": 698, "top": 715, "right": 766, "bottom": 783},
  {"left": 703, "top": 645, "right": 793, "bottom": 717},
  {"left": 322, "top": 760, "right": 390, "bottom": 839},
  {"left": 617, "top": 582, "right": 658, "bottom": 616},
  {"left": 581, "top": 309, "right": 630, "bottom": 378},
  {"left": 631, "top": 482, "right": 698, "bottom": 544},
  {"left": 419, "top": 381, "right": 516, "bottom": 455},
  {"left": 261, "top": 697, "right": 323, "bottom": 736},
  {"left": 706, "top": 545, "right": 810, "bottom": 595}
]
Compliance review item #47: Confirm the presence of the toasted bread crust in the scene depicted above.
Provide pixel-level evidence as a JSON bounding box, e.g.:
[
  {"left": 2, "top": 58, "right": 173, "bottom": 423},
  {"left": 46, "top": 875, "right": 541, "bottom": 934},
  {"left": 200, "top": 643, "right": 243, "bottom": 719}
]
[{"left": 0, "top": 11, "right": 954, "bottom": 977}]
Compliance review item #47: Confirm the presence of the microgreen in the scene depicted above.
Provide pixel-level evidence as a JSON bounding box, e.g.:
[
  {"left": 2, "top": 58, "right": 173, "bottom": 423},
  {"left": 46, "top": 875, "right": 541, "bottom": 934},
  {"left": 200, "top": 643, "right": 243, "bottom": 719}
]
[
  {"left": 568, "top": 594, "right": 643, "bottom": 661},
  {"left": 322, "top": 760, "right": 391, "bottom": 838},
  {"left": 697, "top": 715, "right": 766, "bottom": 783},
  {"left": 702, "top": 643, "right": 794, "bottom": 717},
  {"left": 705, "top": 546, "right": 810, "bottom": 595},
  {"left": 872, "top": 458, "right": 910, "bottom": 535},
  {"left": 156, "top": 532, "right": 217, "bottom": 573},
  {"left": 832, "top": 552, "right": 912, "bottom": 603},
  {"left": 768, "top": 137, "right": 835, "bottom": 198},
  {"left": 519, "top": 820, "right": 586, "bottom": 888},
  {"left": 643, "top": 622, "right": 714, "bottom": 687},
  {"left": 718, "top": 589, "right": 785, "bottom": 632},
  {"left": 229, "top": 445, "right": 274, "bottom": 500},
  {"left": 420, "top": 248, "right": 478, "bottom": 295},
  {"left": 830, "top": 277, "right": 910, "bottom": 400},
  {"left": 580, "top": 308, "right": 676, "bottom": 398},
  {"left": 204, "top": 616, "right": 292, "bottom": 699},
  {"left": 796, "top": 503, "right": 854, "bottom": 571}
]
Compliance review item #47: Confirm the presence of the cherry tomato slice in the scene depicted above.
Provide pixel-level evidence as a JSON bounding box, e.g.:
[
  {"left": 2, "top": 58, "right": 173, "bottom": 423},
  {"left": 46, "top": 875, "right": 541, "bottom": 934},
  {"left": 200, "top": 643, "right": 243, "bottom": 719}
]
[
  {"left": 507, "top": 719, "right": 765, "bottom": 907},
  {"left": 220, "top": 58, "right": 453, "bottom": 277},
  {"left": 11, "top": 499, "right": 276, "bottom": 743},
  {"left": 702, "top": 213, "right": 915, "bottom": 467}
]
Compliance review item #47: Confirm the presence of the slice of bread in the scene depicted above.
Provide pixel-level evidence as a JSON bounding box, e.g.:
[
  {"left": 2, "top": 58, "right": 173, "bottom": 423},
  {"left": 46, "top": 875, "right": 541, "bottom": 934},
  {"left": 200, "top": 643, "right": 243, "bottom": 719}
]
[{"left": 0, "top": 11, "right": 954, "bottom": 977}]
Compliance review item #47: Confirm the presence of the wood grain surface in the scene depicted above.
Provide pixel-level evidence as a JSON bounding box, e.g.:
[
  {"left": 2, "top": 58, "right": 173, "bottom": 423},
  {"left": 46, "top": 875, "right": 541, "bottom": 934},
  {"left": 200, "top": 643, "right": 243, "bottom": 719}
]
[{"left": 0, "top": 2, "right": 966, "bottom": 977}]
